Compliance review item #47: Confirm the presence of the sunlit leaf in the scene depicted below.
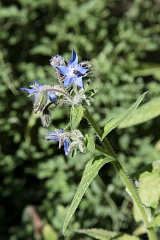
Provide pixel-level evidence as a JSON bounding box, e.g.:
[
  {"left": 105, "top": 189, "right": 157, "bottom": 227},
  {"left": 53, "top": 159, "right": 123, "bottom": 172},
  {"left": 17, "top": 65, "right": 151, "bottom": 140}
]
[
  {"left": 63, "top": 156, "right": 113, "bottom": 234},
  {"left": 113, "top": 234, "right": 140, "bottom": 240},
  {"left": 42, "top": 224, "right": 58, "bottom": 240},
  {"left": 133, "top": 160, "right": 160, "bottom": 209},
  {"left": 76, "top": 228, "right": 117, "bottom": 240},
  {"left": 119, "top": 97, "right": 160, "bottom": 128},
  {"left": 30, "top": 45, "right": 51, "bottom": 56},
  {"left": 102, "top": 93, "right": 146, "bottom": 139},
  {"left": 148, "top": 214, "right": 160, "bottom": 228},
  {"left": 70, "top": 105, "right": 84, "bottom": 130},
  {"left": 76, "top": 228, "right": 139, "bottom": 240},
  {"left": 85, "top": 134, "right": 95, "bottom": 153},
  {"left": 132, "top": 160, "right": 160, "bottom": 222},
  {"left": 132, "top": 64, "right": 160, "bottom": 78}
]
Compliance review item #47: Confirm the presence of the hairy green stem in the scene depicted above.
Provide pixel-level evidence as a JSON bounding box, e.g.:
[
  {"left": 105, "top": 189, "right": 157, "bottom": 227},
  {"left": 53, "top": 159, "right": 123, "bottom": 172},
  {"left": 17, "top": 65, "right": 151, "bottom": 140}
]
[{"left": 84, "top": 108, "right": 156, "bottom": 240}]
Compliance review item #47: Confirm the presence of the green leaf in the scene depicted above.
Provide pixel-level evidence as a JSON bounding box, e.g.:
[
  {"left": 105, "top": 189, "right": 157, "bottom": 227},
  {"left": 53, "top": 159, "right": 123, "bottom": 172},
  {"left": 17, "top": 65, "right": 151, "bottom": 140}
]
[
  {"left": 63, "top": 156, "right": 113, "bottom": 234},
  {"left": 138, "top": 172, "right": 160, "bottom": 209},
  {"left": 76, "top": 229, "right": 139, "bottom": 240},
  {"left": 30, "top": 45, "right": 51, "bottom": 56},
  {"left": 76, "top": 228, "right": 117, "bottom": 240},
  {"left": 148, "top": 214, "right": 160, "bottom": 228},
  {"left": 119, "top": 97, "right": 160, "bottom": 128},
  {"left": 133, "top": 160, "right": 160, "bottom": 209},
  {"left": 70, "top": 105, "right": 84, "bottom": 130},
  {"left": 42, "top": 224, "right": 58, "bottom": 240},
  {"left": 85, "top": 134, "right": 95, "bottom": 153},
  {"left": 132, "top": 64, "right": 160, "bottom": 78},
  {"left": 133, "top": 204, "right": 144, "bottom": 223},
  {"left": 113, "top": 234, "right": 140, "bottom": 240},
  {"left": 102, "top": 93, "right": 146, "bottom": 139}
]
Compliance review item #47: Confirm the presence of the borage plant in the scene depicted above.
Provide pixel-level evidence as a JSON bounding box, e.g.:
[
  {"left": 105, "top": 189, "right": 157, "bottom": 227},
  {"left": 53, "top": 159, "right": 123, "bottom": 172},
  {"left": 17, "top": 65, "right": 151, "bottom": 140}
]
[{"left": 21, "top": 50, "right": 160, "bottom": 240}]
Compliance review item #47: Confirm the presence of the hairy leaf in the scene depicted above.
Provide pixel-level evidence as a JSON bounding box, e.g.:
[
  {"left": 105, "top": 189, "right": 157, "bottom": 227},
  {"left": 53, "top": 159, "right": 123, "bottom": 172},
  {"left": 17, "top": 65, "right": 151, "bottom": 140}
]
[
  {"left": 76, "top": 228, "right": 139, "bottom": 240},
  {"left": 132, "top": 160, "right": 160, "bottom": 222},
  {"left": 148, "top": 214, "right": 160, "bottom": 228},
  {"left": 113, "top": 234, "right": 140, "bottom": 240},
  {"left": 63, "top": 156, "right": 113, "bottom": 234},
  {"left": 133, "top": 160, "right": 160, "bottom": 209},
  {"left": 76, "top": 228, "right": 117, "bottom": 240},
  {"left": 70, "top": 105, "right": 84, "bottom": 130},
  {"left": 85, "top": 134, "right": 95, "bottom": 153},
  {"left": 102, "top": 93, "right": 146, "bottom": 139},
  {"left": 119, "top": 97, "right": 160, "bottom": 128}
]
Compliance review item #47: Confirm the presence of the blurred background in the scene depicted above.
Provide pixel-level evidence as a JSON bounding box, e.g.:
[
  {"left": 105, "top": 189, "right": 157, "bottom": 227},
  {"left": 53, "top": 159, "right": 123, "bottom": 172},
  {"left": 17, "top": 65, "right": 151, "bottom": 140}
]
[{"left": 0, "top": 0, "right": 160, "bottom": 239}]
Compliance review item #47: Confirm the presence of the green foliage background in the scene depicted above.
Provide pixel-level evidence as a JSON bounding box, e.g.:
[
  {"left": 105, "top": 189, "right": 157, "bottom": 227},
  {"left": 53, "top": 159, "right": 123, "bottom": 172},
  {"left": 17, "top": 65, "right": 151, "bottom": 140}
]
[{"left": 0, "top": 0, "right": 160, "bottom": 239}]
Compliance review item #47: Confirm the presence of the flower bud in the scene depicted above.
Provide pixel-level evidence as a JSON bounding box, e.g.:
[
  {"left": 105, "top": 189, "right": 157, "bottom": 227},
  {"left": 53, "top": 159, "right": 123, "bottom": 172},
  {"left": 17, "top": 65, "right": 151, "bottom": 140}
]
[
  {"left": 40, "top": 109, "right": 52, "bottom": 127},
  {"left": 34, "top": 91, "right": 48, "bottom": 114}
]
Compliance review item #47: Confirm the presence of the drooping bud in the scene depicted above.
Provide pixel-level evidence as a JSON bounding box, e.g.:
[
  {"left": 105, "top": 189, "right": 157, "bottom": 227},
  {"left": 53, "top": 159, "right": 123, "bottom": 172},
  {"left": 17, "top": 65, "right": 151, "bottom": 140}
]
[
  {"left": 34, "top": 91, "right": 48, "bottom": 114},
  {"left": 40, "top": 109, "right": 52, "bottom": 127}
]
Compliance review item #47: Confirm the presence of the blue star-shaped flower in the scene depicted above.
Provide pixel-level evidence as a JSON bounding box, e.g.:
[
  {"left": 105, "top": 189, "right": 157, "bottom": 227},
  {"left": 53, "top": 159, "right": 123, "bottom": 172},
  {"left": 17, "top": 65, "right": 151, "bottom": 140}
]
[
  {"left": 56, "top": 49, "right": 88, "bottom": 88},
  {"left": 20, "top": 81, "right": 57, "bottom": 103},
  {"left": 46, "top": 129, "right": 70, "bottom": 155}
]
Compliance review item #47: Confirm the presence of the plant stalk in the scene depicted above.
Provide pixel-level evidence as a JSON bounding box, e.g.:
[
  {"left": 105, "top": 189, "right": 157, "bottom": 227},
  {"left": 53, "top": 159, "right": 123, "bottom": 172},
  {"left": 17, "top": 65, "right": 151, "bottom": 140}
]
[{"left": 84, "top": 108, "right": 156, "bottom": 240}]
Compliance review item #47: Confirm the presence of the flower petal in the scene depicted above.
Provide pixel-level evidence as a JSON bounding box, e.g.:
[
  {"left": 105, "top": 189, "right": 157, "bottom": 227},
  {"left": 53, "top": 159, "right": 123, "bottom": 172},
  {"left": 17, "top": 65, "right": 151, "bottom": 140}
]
[
  {"left": 46, "top": 131, "right": 59, "bottom": 142},
  {"left": 76, "top": 66, "right": 88, "bottom": 75},
  {"left": 20, "top": 87, "right": 36, "bottom": 94},
  {"left": 59, "top": 129, "right": 64, "bottom": 133},
  {"left": 34, "top": 92, "right": 38, "bottom": 100},
  {"left": 34, "top": 80, "right": 42, "bottom": 87},
  {"left": 56, "top": 66, "right": 69, "bottom": 76},
  {"left": 64, "top": 140, "right": 70, "bottom": 155},
  {"left": 48, "top": 92, "right": 57, "bottom": 102},
  {"left": 68, "top": 49, "right": 78, "bottom": 65},
  {"left": 74, "top": 77, "right": 84, "bottom": 88},
  {"left": 64, "top": 75, "right": 74, "bottom": 87}
]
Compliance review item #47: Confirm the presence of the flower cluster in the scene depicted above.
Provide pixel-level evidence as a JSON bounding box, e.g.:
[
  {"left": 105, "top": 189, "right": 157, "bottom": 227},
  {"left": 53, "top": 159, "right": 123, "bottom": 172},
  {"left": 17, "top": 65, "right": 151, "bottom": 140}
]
[
  {"left": 46, "top": 129, "right": 85, "bottom": 156},
  {"left": 20, "top": 81, "right": 57, "bottom": 113},
  {"left": 21, "top": 49, "right": 92, "bottom": 155}
]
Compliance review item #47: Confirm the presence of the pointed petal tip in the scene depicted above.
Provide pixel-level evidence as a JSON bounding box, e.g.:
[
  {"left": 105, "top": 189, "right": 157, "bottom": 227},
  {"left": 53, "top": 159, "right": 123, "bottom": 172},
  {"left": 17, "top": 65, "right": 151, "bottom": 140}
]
[
  {"left": 75, "top": 77, "right": 84, "bottom": 88},
  {"left": 34, "top": 80, "right": 42, "bottom": 87},
  {"left": 68, "top": 49, "right": 78, "bottom": 65}
]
